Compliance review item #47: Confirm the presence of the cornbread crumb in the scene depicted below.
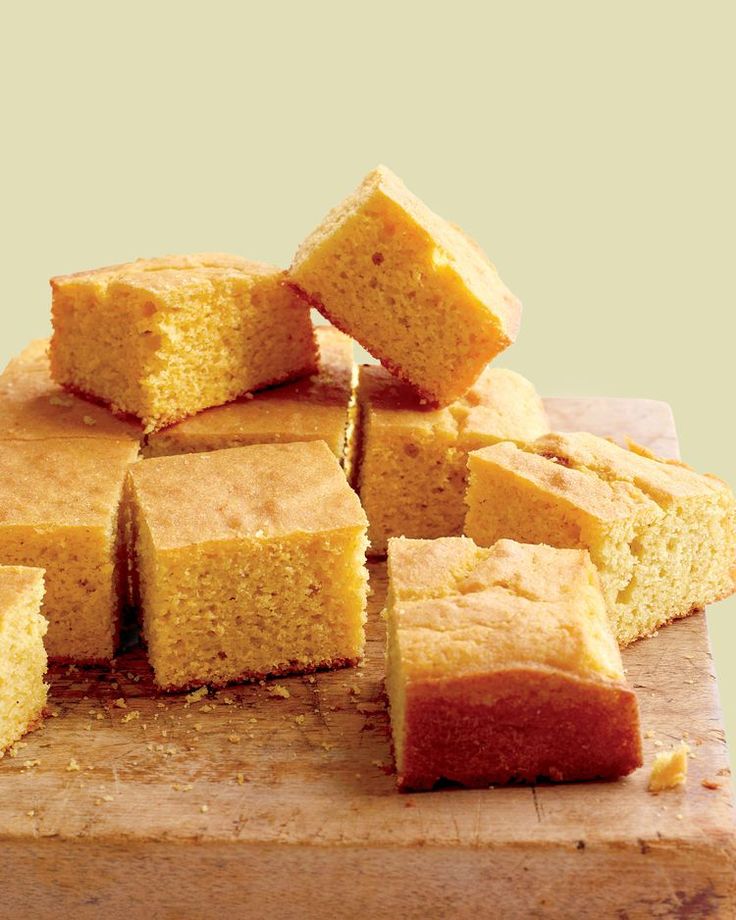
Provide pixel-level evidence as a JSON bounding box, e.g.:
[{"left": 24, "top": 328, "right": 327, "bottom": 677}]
[
  {"left": 236, "top": 772, "right": 247, "bottom": 785},
  {"left": 82, "top": 416, "right": 96, "bottom": 426},
  {"left": 200, "top": 804, "right": 209, "bottom": 814},
  {"left": 121, "top": 710, "right": 140, "bottom": 723},
  {"left": 66, "top": 758, "right": 80, "bottom": 772},
  {"left": 648, "top": 743, "right": 690, "bottom": 793},
  {"left": 702, "top": 778, "right": 722, "bottom": 790},
  {"left": 294, "top": 715, "right": 305, "bottom": 725},
  {"left": 50, "top": 253, "right": 317, "bottom": 432},
  {"left": 269, "top": 685, "right": 291, "bottom": 699},
  {"left": 227, "top": 733, "right": 240, "bottom": 743},
  {"left": 112, "top": 698, "right": 127, "bottom": 709},
  {"left": 185, "top": 687, "right": 209, "bottom": 704},
  {"left": 171, "top": 783, "right": 193, "bottom": 792}
]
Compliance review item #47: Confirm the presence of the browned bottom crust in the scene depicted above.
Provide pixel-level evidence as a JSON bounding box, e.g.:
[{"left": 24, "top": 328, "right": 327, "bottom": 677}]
[
  {"left": 59, "top": 362, "right": 319, "bottom": 435},
  {"left": 619, "top": 604, "right": 703, "bottom": 648},
  {"left": 155, "top": 654, "right": 361, "bottom": 694},
  {"left": 0, "top": 706, "right": 47, "bottom": 755},
  {"left": 49, "top": 654, "right": 114, "bottom": 667},
  {"left": 397, "top": 668, "right": 642, "bottom": 792}
]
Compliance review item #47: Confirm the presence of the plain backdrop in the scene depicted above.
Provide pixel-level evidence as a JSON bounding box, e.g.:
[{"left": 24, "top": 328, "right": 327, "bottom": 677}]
[{"left": 1, "top": 2, "right": 734, "bottom": 766}]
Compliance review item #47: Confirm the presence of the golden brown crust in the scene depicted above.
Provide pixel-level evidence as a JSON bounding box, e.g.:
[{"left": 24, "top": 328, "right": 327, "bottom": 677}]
[
  {"left": 154, "top": 655, "right": 361, "bottom": 693},
  {"left": 398, "top": 668, "right": 642, "bottom": 791}
]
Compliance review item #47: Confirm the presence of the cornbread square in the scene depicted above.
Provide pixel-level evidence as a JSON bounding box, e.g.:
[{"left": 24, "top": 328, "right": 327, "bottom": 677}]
[
  {"left": 0, "top": 440, "right": 138, "bottom": 661},
  {"left": 465, "top": 432, "right": 736, "bottom": 645},
  {"left": 0, "top": 339, "right": 143, "bottom": 443},
  {"left": 355, "top": 364, "right": 548, "bottom": 555},
  {"left": 51, "top": 253, "right": 318, "bottom": 433},
  {"left": 385, "top": 536, "right": 642, "bottom": 790},
  {"left": 145, "top": 326, "right": 354, "bottom": 462},
  {"left": 0, "top": 566, "right": 47, "bottom": 754},
  {"left": 290, "top": 166, "right": 521, "bottom": 406},
  {"left": 126, "top": 441, "right": 369, "bottom": 690}
]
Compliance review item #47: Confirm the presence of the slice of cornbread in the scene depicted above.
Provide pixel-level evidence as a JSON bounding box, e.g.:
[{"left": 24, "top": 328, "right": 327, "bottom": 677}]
[
  {"left": 145, "top": 326, "right": 354, "bottom": 462},
  {"left": 290, "top": 166, "right": 521, "bottom": 406},
  {"left": 51, "top": 253, "right": 318, "bottom": 433},
  {"left": 0, "top": 566, "right": 47, "bottom": 754},
  {"left": 465, "top": 432, "right": 736, "bottom": 645},
  {"left": 354, "top": 364, "right": 548, "bottom": 555},
  {"left": 0, "top": 440, "right": 138, "bottom": 661},
  {"left": 126, "top": 441, "right": 369, "bottom": 690},
  {"left": 0, "top": 339, "right": 143, "bottom": 443},
  {"left": 385, "top": 536, "right": 642, "bottom": 790}
]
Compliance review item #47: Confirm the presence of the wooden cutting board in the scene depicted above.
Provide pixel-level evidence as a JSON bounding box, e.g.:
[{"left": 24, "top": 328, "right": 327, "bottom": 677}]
[{"left": 1, "top": 398, "right": 734, "bottom": 919}]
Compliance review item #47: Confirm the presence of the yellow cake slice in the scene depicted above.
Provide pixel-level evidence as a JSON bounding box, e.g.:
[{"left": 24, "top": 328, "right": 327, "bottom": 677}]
[
  {"left": 354, "top": 364, "right": 548, "bottom": 554},
  {"left": 290, "top": 166, "right": 521, "bottom": 406},
  {"left": 465, "top": 432, "right": 736, "bottom": 645},
  {"left": 126, "top": 441, "right": 369, "bottom": 690},
  {"left": 145, "top": 326, "right": 354, "bottom": 462},
  {"left": 51, "top": 253, "right": 317, "bottom": 432},
  {"left": 0, "top": 566, "right": 47, "bottom": 754},
  {"left": 385, "top": 536, "right": 642, "bottom": 790},
  {"left": 0, "top": 339, "right": 143, "bottom": 443}
]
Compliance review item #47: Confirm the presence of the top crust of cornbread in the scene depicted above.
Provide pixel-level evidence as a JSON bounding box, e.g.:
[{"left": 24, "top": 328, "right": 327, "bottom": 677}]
[
  {"left": 469, "top": 432, "right": 732, "bottom": 524},
  {"left": 0, "top": 439, "right": 140, "bottom": 528},
  {"left": 0, "top": 339, "right": 143, "bottom": 442},
  {"left": 359, "top": 363, "right": 548, "bottom": 448},
  {"left": 145, "top": 326, "right": 353, "bottom": 454},
  {"left": 387, "top": 537, "right": 624, "bottom": 684},
  {"left": 50, "top": 253, "right": 279, "bottom": 296},
  {"left": 127, "top": 441, "right": 367, "bottom": 550},
  {"left": 0, "top": 566, "right": 45, "bottom": 618},
  {"left": 290, "top": 166, "right": 521, "bottom": 406}
]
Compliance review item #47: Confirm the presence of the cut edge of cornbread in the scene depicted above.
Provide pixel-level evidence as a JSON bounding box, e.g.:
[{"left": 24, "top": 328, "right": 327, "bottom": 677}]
[
  {"left": 0, "top": 566, "right": 48, "bottom": 755},
  {"left": 289, "top": 165, "right": 522, "bottom": 406},
  {"left": 385, "top": 536, "right": 642, "bottom": 791},
  {"left": 464, "top": 432, "right": 736, "bottom": 646}
]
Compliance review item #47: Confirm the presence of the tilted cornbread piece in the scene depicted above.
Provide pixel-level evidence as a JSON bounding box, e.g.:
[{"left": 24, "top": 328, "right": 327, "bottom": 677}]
[
  {"left": 0, "top": 339, "right": 143, "bottom": 443},
  {"left": 385, "top": 537, "right": 642, "bottom": 791},
  {"left": 145, "top": 326, "right": 354, "bottom": 462},
  {"left": 126, "top": 441, "right": 369, "bottom": 690},
  {"left": 51, "top": 253, "right": 317, "bottom": 433},
  {"left": 0, "top": 566, "right": 47, "bottom": 754},
  {"left": 354, "top": 364, "right": 548, "bottom": 555},
  {"left": 0, "top": 440, "right": 138, "bottom": 661},
  {"left": 290, "top": 166, "right": 521, "bottom": 406},
  {"left": 465, "top": 432, "right": 736, "bottom": 645}
]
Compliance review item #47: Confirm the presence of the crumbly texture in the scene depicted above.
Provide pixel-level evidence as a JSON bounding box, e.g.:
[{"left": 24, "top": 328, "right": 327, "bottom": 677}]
[
  {"left": 354, "top": 363, "right": 548, "bottom": 554},
  {"left": 385, "top": 537, "right": 642, "bottom": 790},
  {"left": 144, "top": 326, "right": 354, "bottom": 462},
  {"left": 648, "top": 743, "right": 690, "bottom": 792},
  {"left": 126, "top": 441, "right": 369, "bottom": 690},
  {"left": 0, "top": 439, "right": 138, "bottom": 661},
  {"left": 0, "top": 339, "right": 143, "bottom": 443},
  {"left": 0, "top": 566, "right": 47, "bottom": 753},
  {"left": 465, "top": 432, "right": 736, "bottom": 646},
  {"left": 50, "top": 253, "right": 318, "bottom": 433},
  {"left": 290, "top": 166, "right": 521, "bottom": 406}
]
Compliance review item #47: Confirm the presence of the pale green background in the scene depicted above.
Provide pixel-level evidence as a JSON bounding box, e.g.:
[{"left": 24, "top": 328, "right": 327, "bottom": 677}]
[{"left": 2, "top": 4, "right": 734, "bottom": 763}]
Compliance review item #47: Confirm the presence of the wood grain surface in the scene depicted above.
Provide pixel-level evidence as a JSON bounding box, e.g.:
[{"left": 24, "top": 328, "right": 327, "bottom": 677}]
[{"left": 0, "top": 398, "right": 733, "bottom": 919}]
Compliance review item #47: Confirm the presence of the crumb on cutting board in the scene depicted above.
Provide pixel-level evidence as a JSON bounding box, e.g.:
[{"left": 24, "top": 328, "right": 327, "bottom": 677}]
[{"left": 648, "top": 742, "right": 690, "bottom": 793}]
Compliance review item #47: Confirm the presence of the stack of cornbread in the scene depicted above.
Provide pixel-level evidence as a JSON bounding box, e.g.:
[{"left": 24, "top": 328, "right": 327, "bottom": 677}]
[{"left": 0, "top": 165, "right": 733, "bottom": 793}]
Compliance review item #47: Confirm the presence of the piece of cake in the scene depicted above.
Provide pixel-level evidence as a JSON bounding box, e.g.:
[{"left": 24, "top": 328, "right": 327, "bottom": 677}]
[
  {"left": 145, "top": 326, "right": 354, "bottom": 462},
  {"left": 0, "top": 439, "right": 139, "bottom": 661},
  {"left": 50, "top": 253, "right": 318, "bottom": 433},
  {"left": 126, "top": 441, "right": 369, "bottom": 690},
  {"left": 385, "top": 536, "right": 642, "bottom": 791},
  {"left": 465, "top": 432, "right": 736, "bottom": 645},
  {"left": 0, "top": 566, "right": 47, "bottom": 755},
  {"left": 0, "top": 339, "right": 143, "bottom": 443},
  {"left": 648, "top": 743, "right": 690, "bottom": 793},
  {"left": 289, "top": 166, "right": 521, "bottom": 406},
  {"left": 354, "top": 364, "right": 548, "bottom": 555}
]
